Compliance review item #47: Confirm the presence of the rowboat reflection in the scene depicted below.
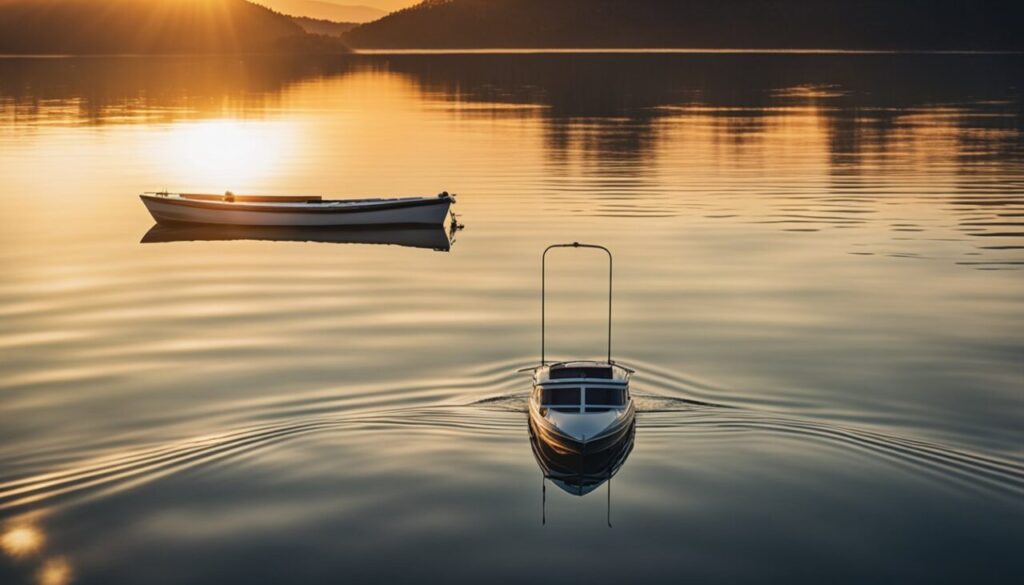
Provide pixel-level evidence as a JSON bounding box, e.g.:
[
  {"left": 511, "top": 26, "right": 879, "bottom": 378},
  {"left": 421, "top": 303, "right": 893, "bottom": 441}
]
[{"left": 140, "top": 223, "right": 457, "bottom": 251}]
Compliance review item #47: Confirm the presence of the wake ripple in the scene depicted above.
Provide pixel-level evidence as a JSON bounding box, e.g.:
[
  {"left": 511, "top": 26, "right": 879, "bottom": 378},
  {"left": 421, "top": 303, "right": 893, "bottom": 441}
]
[
  {"left": 638, "top": 407, "right": 1024, "bottom": 502},
  {"left": 2, "top": 361, "right": 1020, "bottom": 514},
  {"left": 0, "top": 406, "right": 523, "bottom": 513}
]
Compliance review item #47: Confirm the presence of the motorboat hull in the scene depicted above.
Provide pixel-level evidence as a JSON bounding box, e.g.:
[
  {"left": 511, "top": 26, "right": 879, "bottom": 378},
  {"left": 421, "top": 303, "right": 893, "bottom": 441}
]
[
  {"left": 527, "top": 361, "right": 634, "bottom": 455},
  {"left": 528, "top": 401, "right": 636, "bottom": 455},
  {"left": 140, "top": 193, "right": 452, "bottom": 227}
]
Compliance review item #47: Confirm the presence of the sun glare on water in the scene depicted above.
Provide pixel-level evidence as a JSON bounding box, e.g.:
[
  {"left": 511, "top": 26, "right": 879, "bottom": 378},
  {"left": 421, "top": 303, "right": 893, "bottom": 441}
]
[
  {"left": 36, "top": 557, "right": 72, "bottom": 585},
  {"left": 152, "top": 119, "right": 298, "bottom": 191},
  {"left": 1, "top": 523, "right": 45, "bottom": 559}
]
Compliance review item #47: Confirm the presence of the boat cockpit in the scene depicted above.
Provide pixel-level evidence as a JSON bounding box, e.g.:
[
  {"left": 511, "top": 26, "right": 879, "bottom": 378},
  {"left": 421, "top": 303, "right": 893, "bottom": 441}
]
[
  {"left": 535, "top": 362, "right": 631, "bottom": 410},
  {"left": 538, "top": 385, "right": 629, "bottom": 414}
]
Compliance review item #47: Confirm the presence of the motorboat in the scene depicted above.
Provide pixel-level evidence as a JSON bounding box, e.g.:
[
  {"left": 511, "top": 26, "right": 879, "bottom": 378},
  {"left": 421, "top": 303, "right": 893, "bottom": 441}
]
[
  {"left": 140, "top": 223, "right": 456, "bottom": 251},
  {"left": 526, "top": 243, "right": 636, "bottom": 456},
  {"left": 139, "top": 191, "right": 455, "bottom": 227},
  {"left": 529, "top": 360, "right": 635, "bottom": 455}
]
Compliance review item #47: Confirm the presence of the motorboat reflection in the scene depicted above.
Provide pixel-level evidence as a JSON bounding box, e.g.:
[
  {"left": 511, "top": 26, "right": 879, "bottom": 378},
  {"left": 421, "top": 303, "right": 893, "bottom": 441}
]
[
  {"left": 140, "top": 223, "right": 457, "bottom": 251},
  {"left": 529, "top": 402, "right": 635, "bottom": 526},
  {"left": 529, "top": 407, "right": 635, "bottom": 497}
]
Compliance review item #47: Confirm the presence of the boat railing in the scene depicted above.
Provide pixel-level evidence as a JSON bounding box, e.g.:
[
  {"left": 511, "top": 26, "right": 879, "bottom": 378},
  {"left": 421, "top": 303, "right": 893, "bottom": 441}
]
[
  {"left": 541, "top": 242, "right": 613, "bottom": 365},
  {"left": 538, "top": 379, "right": 627, "bottom": 387}
]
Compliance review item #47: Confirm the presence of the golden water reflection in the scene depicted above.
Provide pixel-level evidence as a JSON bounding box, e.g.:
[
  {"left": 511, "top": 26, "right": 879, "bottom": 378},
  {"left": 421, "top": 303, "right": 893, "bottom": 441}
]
[
  {"left": 36, "top": 558, "right": 71, "bottom": 585},
  {"left": 153, "top": 119, "right": 299, "bottom": 189},
  {"left": 1, "top": 523, "right": 44, "bottom": 559},
  {"left": 1, "top": 522, "right": 72, "bottom": 585}
]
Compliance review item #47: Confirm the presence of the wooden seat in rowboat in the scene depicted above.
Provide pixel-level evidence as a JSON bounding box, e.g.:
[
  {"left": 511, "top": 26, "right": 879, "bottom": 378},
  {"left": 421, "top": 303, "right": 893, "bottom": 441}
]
[{"left": 179, "top": 193, "right": 323, "bottom": 203}]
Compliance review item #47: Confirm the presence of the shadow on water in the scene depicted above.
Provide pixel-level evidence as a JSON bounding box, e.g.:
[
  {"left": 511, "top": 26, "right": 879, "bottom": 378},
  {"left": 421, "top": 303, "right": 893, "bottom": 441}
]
[
  {"left": 140, "top": 223, "right": 457, "bottom": 251},
  {"left": 3, "top": 53, "right": 1021, "bottom": 149},
  {"left": 379, "top": 52, "right": 1024, "bottom": 155},
  {"left": 0, "top": 55, "right": 358, "bottom": 125}
]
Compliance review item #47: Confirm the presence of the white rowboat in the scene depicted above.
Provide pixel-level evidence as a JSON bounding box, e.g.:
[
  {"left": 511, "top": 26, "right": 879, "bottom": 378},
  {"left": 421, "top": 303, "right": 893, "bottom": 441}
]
[{"left": 140, "top": 191, "right": 454, "bottom": 227}]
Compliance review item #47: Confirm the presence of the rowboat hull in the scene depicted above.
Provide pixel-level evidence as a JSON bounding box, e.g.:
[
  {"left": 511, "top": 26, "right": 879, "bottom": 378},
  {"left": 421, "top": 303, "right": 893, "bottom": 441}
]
[{"left": 140, "top": 193, "right": 452, "bottom": 227}]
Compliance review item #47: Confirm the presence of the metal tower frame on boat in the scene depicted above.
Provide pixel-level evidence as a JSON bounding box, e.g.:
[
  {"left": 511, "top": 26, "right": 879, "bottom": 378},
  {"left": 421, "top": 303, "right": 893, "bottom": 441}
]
[{"left": 541, "top": 242, "right": 613, "bottom": 365}]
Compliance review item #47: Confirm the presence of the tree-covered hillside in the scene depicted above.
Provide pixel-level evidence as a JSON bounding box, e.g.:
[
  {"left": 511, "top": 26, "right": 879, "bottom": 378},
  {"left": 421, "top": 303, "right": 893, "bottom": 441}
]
[
  {"left": 0, "top": 0, "right": 349, "bottom": 54},
  {"left": 345, "top": 0, "right": 1024, "bottom": 50}
]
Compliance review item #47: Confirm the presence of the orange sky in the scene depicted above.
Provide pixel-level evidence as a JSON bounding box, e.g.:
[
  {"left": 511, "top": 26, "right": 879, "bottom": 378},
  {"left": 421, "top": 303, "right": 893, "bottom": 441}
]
[
  {"left": 254, "top": 0, "right": 420, "bottom": 22},
  {"left": 354, "top": 0, "right": 418, "bottom": 10},
  {"left": 283, "top": 0, "right": 419, "bottom": 13}
]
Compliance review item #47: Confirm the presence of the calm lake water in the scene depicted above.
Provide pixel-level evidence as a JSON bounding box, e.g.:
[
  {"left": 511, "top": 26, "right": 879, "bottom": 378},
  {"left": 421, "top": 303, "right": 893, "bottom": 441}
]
[{"left": 1, "top": 53, "right": 1022, "bottom": 584}]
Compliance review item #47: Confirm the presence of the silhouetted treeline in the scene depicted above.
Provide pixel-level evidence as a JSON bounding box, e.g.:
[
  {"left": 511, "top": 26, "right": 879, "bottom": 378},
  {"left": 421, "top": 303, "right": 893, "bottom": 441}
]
[
  {"left": 345, "top": 0, "right": 1024, "bottom": 50},
  {"left": 293, "top": 16, "right": 358, "bottom": 37},
  {"left": 0, "top": 0, "right": 349, "bottom": 54}
]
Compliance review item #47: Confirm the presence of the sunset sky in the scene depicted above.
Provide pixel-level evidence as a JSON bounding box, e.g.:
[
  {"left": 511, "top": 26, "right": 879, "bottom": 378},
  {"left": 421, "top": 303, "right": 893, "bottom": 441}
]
[
  {"left": 357, "top": 0, "right": 418, "bottom": 9},
  {"left": 253, "top": 0, "right": 421, "bottom": 23},
  {"left": 271, "top": 0, "right": 420, "bottom": 14}
]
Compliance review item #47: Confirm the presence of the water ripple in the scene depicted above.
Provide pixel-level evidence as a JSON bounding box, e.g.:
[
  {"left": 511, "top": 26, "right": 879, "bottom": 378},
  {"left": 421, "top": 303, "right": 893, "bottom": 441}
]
[{"left": 3, "top": 363, "right": 1020, "bottom": 514}]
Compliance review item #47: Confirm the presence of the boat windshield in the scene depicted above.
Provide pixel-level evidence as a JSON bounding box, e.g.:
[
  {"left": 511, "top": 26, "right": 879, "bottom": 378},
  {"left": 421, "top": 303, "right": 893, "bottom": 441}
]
[
  {"left": 549, "top": 367, "right": 613, "bottom": 380},
  {"left": 540, "top": 386, "right": 626, "bottom": 414},
  {"left": 542, "top": 387, "right": 580, "bottom": 406},
  {"left": 585, "top": 387, "right": 625, "bottom": 407}
]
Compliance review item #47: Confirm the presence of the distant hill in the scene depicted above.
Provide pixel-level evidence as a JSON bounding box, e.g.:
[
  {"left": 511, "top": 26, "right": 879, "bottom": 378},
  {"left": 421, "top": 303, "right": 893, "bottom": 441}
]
[
  {"left": 345, "top": 0, "right": 1024, "bottom": 50},
  {"left": 0, "top": 0, "right": 350, "bottom": 54},
  {"left": 252, "top": 0, "right": 386, "bottom": 23},
  {"left": 293, "top": 16, "right": 358, "bottom": 36}
]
